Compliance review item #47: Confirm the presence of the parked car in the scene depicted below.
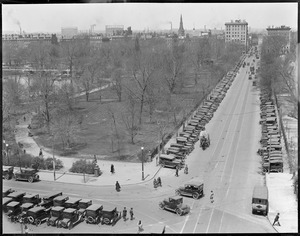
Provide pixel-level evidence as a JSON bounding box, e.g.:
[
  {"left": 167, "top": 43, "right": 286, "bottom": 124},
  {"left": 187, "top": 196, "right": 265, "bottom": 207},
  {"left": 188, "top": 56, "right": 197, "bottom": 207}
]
[
  {"left": 5, "top": 201, "right": 22, "bottom": 222},
  {"left": 3, "top": 197, "right": 14, "bottom": 213},
  {"left": 252, "top": 185, "right": 268, "bottom": 216},
  {"left": 7, "top": 191, "right": 26, "bottom": 202},
  {"left": 100, "top": 207, "right": 121, "bottom": 226},
  {"left": 40, "top": 192, "right": 63, "bottom": 209},
  {"left": 175, "top": 179, "right": 204, "bottom": 199},
  {"left": 85, "top": 204, "right": 103, "bottom": 224},
  {"left": 53, "top": 195, "right": 69, "bottom": 207},
  {"left": 57, "top": 208, "right": 84, "bottom": 230},
  {"left": 17, "top": 202, "right": 35, "bottom": 223},
  {"left": 159, "top": 154, "right": 184, "bottom": 169},
  {"left": 27, "top": 206, "right": 51, "bottom": 226},
  {"left": 3, "top": 187, "right": 15, "bottom": 197},
  {"left": 64, "top": 198, "right": 82, "bottom": 209},
  {"left": 3, "top": 166, "right": 14, "bottom": 180},
  {"left": 77, "top": 199, "right": 93, "bottom": 218},
  {"left": 13, "top": 168, "right": 39, "bottom": 183},
  {"left": 47, "top": 206, "right": 65, "bottom": 227},
  {"left": 22, "top": 193, "right": 41, "bottom": 205},
  {"left": 159, "top": 196, "right": 190, "bottom": 216}
]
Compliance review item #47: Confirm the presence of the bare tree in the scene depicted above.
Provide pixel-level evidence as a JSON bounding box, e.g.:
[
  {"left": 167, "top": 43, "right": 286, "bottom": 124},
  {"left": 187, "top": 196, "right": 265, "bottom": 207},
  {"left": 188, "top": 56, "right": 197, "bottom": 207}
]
[
  {"left": 122, "top": 93, "right": 139, "bottom": 144},
  {"left": 106, "top": 105, "right": 121, "bottom": 156}
]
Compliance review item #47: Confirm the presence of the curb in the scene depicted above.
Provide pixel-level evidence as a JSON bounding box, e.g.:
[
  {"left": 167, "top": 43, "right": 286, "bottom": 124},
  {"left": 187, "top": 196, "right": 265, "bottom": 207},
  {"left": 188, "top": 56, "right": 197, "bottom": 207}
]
[
  {"left": 39, "top": 165, "right": 163, "bottom": 187},
  {"left": 266, "top": 215, "right": 279, "bottom": 233}
]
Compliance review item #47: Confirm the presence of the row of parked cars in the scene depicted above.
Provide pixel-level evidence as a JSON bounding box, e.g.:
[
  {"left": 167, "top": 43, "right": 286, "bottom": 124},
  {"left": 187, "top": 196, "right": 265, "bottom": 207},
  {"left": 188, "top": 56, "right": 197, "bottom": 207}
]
[
  {"left": 257, "top": 88, "right": 283, "bottom": 173},
  {"left": 3, "top": 188, "right": 121, "bottom": 230},
  {"left": 158, "top": 58, "right": 243, "bottom": 170}
]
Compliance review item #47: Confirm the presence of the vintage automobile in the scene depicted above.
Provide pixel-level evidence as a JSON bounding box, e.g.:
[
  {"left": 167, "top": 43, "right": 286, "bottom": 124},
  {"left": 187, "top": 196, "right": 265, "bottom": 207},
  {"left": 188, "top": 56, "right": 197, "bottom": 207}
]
[
  {"left": 13, "top": 168, "right": 39, "bottom": 183},
  {"left": 53, "top": 195, "right": 69, "bottom": 207},
  {"left": 7, "top": 191, "right": 26, "bottom": 202},
  {"left": 166, "top": 147, "right": 186, "bottom": 158},
  {"left": 22, "top": 193, "right": 41, "bottom": 206},
  {"left": 101, "top": 207, "right": 121, "bottom": 226},
  {"left": 27, "top": 206, "right": 51, "bottom": 226},
  {"left": 64, "top": 198, "right": 82, "bottom": 209},
  {"left": 175, "top": 179, "right": 204, "bottom": 199},
  {"left": 159, "top": 196, "right": 190, "bottom": 216},
  {"left": 3, "top": 166, "right": 14, "bottom": 180},
  {"left": 3, "top": 197, "right": 14, "bottom": 213},
  {"left": 3, "top": 187, "right": 15, "bottom": 197},
  {"left": 57, "top": 208, "right": 84, "bottom": 229},
  {"left": 85, "top": 204, "right": 103, "bottom": 224},
  {"left": 159, "top": 154, "right": 184, "bottom": 169},
  {"left": 47, "top": 206, "right": 65, "bottom": 227},
  {"left": 40, "top": 192, "right": 63, "bottom": 209},
  {"left": 77, "top": 199, "right": 93, "bottom": 218},
  {"left": 5, "top": 201, "right": 22, "bottom": 222},
  {"left": 252, "top": 185, "right": 268, "bottom": 216},
  {"left": 17, "top": 202, "right": 35, "bottom": 223}
]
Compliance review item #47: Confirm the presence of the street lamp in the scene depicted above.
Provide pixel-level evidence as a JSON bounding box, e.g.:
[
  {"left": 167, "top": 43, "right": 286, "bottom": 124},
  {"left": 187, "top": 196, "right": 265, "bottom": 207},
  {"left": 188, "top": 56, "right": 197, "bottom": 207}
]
[
  {"left": 6, "top": 144, "right": 9, "bottom": 165},
  {"left": 141, "top": 147, "right": 144, "bottom": 181}
]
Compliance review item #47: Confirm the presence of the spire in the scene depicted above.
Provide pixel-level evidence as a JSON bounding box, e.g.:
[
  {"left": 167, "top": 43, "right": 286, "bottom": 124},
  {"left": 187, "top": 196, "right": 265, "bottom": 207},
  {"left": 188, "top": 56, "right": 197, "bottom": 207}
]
[{"left": 178, "top": 14, "right": 185, "bottom": 37}]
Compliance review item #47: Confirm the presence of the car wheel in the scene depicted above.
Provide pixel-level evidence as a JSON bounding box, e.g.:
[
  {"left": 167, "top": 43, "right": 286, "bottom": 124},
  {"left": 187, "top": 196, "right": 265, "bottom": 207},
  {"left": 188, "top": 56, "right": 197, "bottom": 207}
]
[
  {"left": 5, "top": 174, "right": 10, "bottom": 180},
  {"left": 192, "top": 193, "right": 200, "bottom": 199},
  {"left": 175, "top": 190, "right": 180, "bottom": 196},
  {"left": 36, "top": 219, "right": 41, "bottom": 226},
  {"left": 176, "top": 209, "right": 182, "bottom": 216},
  {"left": 28, "top": 216, "right": 34, "bottom": 224},
  {"left": 252, "top": 209, "right": 255, "bottom": 214},
  {"left": 28, "top": 177, "right": 34, "bottom": 183},
  {"left": 159, "top": 203, "right": 165, "bottom": 210}
]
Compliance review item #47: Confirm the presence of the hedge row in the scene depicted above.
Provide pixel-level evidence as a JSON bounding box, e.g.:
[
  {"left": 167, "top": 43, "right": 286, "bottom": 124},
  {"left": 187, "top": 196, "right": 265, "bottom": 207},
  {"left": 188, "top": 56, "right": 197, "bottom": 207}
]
[{"left": 69, "top": 159, "right": 101, "bottom": 175}]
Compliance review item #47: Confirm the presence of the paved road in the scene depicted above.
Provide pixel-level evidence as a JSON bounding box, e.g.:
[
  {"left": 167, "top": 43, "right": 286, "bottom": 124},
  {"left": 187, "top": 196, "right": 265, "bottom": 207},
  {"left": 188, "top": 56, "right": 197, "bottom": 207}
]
[{"left": 3, "top": 55, "right": 276, "bottom": 234}]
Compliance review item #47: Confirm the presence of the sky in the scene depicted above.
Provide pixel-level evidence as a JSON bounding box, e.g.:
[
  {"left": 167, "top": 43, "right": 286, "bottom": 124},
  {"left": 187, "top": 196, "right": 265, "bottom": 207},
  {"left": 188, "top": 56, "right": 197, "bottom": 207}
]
[{"left": 2, "top": 3, "right": 298, "bottom": 34}]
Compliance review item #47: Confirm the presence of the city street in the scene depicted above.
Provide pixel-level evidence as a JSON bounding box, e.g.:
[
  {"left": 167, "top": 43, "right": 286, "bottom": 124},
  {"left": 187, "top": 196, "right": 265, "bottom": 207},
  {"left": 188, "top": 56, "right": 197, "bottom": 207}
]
[{"left": 3, "top": 55, "right": 277, "bottom": 233}]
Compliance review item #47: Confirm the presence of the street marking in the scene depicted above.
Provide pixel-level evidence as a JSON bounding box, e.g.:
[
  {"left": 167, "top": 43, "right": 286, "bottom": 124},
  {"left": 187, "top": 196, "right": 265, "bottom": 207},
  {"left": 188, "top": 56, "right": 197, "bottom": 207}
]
[
  {"left": 218, "top": 210, "right": 225, "bottom": 233},
  {"left": 205, "top": 207, "right": 215, "bottom": 233},
  {"left": 180, "top": 199, "right": 196, "bottom": 233},
  {"left": 192, "top": 204, "right": 204, "bottom": 233}
]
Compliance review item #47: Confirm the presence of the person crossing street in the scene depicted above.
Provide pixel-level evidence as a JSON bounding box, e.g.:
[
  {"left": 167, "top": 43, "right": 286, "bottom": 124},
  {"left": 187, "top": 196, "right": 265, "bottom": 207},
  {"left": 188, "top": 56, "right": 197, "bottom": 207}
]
[
  {"left": 130, "top": 208, "right": 134, "bottom": 220},
  {"left": 122, "top": 207, "right": 127, "bottom": 221}
]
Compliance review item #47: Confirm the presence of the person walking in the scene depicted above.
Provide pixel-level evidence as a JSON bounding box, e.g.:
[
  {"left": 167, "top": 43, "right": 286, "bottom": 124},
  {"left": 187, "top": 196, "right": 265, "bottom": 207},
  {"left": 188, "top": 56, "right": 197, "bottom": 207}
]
[
  {"left": 137, "top": 220, "right": 143, "bottom": 234},
  {"left": 175, "top": 166, "right": 179, "bottom": 177},
  {"left": 39, "top": 148, "right": 43, "bottom": 157},
  {"left": 23, "top": 116, "right": 26, "bottom": 122},
  {"left": 210, "top": 190, "right": 214, "bottom": 203},
  {"left": 122, "top": 207, "right": 127, "bottom": 221},
  {"left": 129, "top": 207, "right": 134, "bottom": 220},
  {"left": 153, "top": 178, "right": 157, "bottom": 189},
  {"left": 157, "top": 177, "right": 162, "bottom": 187},
  {"left": 111, "top": 164, "right": 115, "bottom": 174},
  {"left": 184, "top": 165, "right": 188, "bottom": 174},
  {"left": 272, "top": 213, "right": 281, "bottom": 226},
  {"left": 115, "top": 181, "right": 121, "bottom": 192}
]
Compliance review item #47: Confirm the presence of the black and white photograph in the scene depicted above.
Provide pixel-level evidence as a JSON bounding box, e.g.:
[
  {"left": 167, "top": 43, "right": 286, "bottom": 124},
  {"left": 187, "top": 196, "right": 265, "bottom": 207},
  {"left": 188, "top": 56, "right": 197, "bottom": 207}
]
[{"left": 2, "top": 2, "right": 298, "bottom": 234}]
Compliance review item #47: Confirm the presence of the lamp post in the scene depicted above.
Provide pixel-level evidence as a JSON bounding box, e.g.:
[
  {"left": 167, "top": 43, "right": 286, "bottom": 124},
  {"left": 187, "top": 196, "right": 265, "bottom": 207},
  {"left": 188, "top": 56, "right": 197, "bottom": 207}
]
[
  {"left": 6, "top": 144, "right": 9, "bottom": 165},
  {"left": 141, "top": 147, "right": 144, "bottom": 181}
]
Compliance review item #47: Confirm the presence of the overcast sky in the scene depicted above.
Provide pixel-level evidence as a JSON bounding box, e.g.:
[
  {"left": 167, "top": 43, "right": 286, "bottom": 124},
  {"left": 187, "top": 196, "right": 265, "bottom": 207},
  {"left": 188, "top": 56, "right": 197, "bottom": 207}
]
[{"left": 2, "top": 3, "right": 298, "bottom": 33}]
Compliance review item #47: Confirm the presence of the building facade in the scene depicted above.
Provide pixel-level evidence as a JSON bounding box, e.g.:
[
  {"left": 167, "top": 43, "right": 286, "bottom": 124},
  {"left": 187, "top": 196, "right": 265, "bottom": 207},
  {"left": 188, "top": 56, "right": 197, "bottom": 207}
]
[
  {"left": 266, "top": 25, "right": 291, "bottom": 53},
  {"left": 61, "top": 27, "right": 78, "bottom": 39},
  {"left": 225, "top": 20, "right": 248, "bottom": 46},
  {"left": 105, "top": 25, "right": 124, "bottom": 36}
]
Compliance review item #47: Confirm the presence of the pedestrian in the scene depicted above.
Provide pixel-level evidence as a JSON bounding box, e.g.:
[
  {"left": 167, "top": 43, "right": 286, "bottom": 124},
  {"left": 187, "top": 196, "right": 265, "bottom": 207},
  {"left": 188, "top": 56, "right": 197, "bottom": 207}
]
[
  {"left": 153, "top": 178, "right": 157, "bottom": 189},
  {"left": 162, "top": 225, "right": 166, "bottom": 234},
  {"left": 115, "top": 181, "right": 121, "bottom": 192},
  {"left": 39, "top": 148, "right": 43, "bottom": 157},
  {"left": 210, "top": 190, "right": 214, "bottom": 203},
  {"left": 129, "top": 207, "right": 134, "bottom": 220},
  {"left": 157, "top": 177, "right": 162, "bottom": 187},
  {"left": 24, "top": 116, "right": 26, "bottom": 122},
  {"left": 111, "top": 164, "right": 115, "bottom": 174},
  {"left": 24, "top": 224, "right": 29, "bottom": 234},
  {"left": 272, "top": 213, "right": 281, "bottom": 226},
  {"left": 184, "top": 165, "right": 188, "bottom": 174},
  {"left": 175, "top": 166, "right": 179, "bottom": 177},
  {"left": 137, "top": 220, "right": 143, "bottom": 234},
  {"left": 93, "top": 155, "right": 97, "bottom": 165},
  {"left": 122, "top": 207, "right": 127, "bottom": 221}
]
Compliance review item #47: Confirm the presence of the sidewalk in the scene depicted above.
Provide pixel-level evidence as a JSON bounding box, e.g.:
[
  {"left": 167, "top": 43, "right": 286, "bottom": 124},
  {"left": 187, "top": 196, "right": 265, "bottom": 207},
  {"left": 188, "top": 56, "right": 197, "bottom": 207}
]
[
  {"left": 15, "top": 113, "right": 162, "bottom": 186},
  {"left": 266, "top": 173, "right": 298, "bottom": 233}
]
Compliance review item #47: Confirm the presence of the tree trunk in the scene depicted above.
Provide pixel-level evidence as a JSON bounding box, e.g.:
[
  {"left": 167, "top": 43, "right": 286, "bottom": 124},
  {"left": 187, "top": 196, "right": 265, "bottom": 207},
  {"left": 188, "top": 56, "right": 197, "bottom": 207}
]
[
  {"left": 139, "top": 95, "right": 144, "bottom": 126},
  {"left": 85, "top": 92, "right": 89, "bottom": 102}
]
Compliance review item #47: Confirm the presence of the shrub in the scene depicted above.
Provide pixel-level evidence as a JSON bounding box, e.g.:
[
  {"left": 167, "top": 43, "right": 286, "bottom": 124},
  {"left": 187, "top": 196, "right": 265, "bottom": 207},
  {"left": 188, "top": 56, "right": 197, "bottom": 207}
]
[
  {"left": 44, "top": 157, "right": 64, "bottom": 170},
  {"left": 69, "top": 159, "right": 98, "bottom": 175}
]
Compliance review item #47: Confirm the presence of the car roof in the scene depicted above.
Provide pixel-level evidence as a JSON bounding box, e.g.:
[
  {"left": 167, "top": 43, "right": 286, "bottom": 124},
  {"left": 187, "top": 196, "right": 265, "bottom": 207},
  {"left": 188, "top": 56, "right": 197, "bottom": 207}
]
[
  {"left": 86, "top": 204, "right": 103, "bottom": 211},
  {"left": 170, "top": 196, "right": 183, "bottom": 201},
  {"left": 3, "top": 166, "right": 14, "bottom": 170},
  {"left": 79, "top": 199, "right": 92, "bottom": 204},
  {"left": 23, "top": 193, "right": 39, "bottom": 198},
  {"left": 54, "top": 195, "right": 68, "bottom": 201},
  {"left": 51, "top": 206, "right": 65, "bottom": 211},
  {"left": 3, "top": 197, "right": 13, "bottom": 205},
  {"left": 8, "top": 191, "right": 26, "bottom": 198},
  {"left": 186, "top": 178, "right": 204, "bottom": 186},
  {"left": 159, "top": 154, "right": 176, "bottom": 160},
  {"left": 42, "top": 192, "right": 62, "bottom": 199},
  {"left": 63, "top": 208, "right": 77, "bottom": 213},
  {"left": 7, "top": 201, "right": 21, "bottom": 207},
  {"left": 65, "top": 198, "right": 82, "bottom": 204},
  {"left": 21, "top": 203, "right": 34, "bottom": 208},
  {"left": 28, "top": 206, "right": 46, "bottom": 213}
]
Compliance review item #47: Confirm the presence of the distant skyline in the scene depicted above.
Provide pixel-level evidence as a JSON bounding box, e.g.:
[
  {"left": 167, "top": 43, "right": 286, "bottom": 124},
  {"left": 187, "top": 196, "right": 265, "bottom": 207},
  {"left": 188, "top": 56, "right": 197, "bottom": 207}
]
[{"left": 2, "top": 3, "right": 298, "bottom": 34}]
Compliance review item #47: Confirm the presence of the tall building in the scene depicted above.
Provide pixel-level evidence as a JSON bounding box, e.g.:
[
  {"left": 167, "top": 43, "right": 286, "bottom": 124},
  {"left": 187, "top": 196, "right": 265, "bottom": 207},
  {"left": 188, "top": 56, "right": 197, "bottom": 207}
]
[
  {"left": 61, "top": 27, "right": 78, "bottom": 39},
  {"left": 178, "top": 14, "right": 185, "bottom": 38},
  {"left": 225, "top": 19, "right": 248, "bottom": 46},
  {"left": 105, "top": 25, "right": 124, "bottom": 36},
  {"left": 266, "top": 25, "right": 291, "bottom": 53}
]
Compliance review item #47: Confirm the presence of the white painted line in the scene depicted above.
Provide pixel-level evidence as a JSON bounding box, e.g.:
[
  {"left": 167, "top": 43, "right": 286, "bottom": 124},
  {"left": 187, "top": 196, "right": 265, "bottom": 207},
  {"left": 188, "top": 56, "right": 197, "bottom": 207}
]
[
  {"left": 205, "top": 207, "right": 215, "bottom": 233},
  {"left": 218, "top": 210, "right": 225, "bottom": 233},
  {"left": 180, "top": 200, "right": 196, "bottom": 233},
  {"left": 192, "top": 205, "right": 204, "bottom": 233}
]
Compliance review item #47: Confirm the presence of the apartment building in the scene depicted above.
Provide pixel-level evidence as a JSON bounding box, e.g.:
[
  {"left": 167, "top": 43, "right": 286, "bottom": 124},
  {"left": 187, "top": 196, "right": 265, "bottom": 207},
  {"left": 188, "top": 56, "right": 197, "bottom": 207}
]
[{"left": 225, "top": 19, "right": 248, "bottom": 46}]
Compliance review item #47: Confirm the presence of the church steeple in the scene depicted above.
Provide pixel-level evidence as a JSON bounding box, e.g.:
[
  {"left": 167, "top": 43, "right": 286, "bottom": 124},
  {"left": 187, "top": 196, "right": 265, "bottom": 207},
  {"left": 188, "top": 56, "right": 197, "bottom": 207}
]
[{"left": 178, "top": 14, "right": 185, "bottom": 37}]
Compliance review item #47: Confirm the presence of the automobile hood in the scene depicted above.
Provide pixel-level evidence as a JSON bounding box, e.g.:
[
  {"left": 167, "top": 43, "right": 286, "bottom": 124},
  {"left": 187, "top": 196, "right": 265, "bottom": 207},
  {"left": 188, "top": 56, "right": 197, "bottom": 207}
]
[
  {"left": 181, "top": 204, "right": 190, "bottom": 212},
  {"left": 60, "top": 218, "right": 70, "bottom": 225},
  {"left": 49, "top": 216, "right": 59, "bottom": 222}
]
